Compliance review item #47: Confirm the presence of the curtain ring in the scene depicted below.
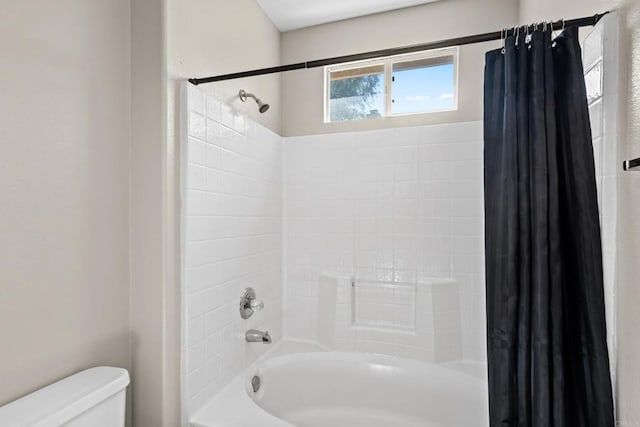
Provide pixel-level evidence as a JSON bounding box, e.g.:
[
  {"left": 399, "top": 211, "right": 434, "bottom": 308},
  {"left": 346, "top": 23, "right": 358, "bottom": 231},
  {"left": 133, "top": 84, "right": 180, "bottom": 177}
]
[
  {"left": 562, "top": 19, "right": 566, "bottom": 31},
  {"left": 505, "top": 26, "right": 514, "bottom": 39}
]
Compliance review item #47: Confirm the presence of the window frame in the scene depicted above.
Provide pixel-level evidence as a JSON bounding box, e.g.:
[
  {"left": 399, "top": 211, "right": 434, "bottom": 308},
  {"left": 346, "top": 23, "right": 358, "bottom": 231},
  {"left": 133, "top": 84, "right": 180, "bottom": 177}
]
[{"left": 323, "top": 47, "right": 459, "bottom": 123}]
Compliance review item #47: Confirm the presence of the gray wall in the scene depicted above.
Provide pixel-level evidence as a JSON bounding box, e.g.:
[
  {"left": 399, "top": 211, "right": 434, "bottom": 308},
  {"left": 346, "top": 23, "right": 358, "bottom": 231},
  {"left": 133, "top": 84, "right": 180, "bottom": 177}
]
[
  {"left": 0, "top": 0, "right": 131, "bottom": 409},
  {"left": 167, "top": 0, "right": 282, "bottom": 134},
  {"left": 0, "top": 1, "right": 181, "bottom": 425},
  {"left": 130, "top": 0, "right": 181, "bottom": 425}
]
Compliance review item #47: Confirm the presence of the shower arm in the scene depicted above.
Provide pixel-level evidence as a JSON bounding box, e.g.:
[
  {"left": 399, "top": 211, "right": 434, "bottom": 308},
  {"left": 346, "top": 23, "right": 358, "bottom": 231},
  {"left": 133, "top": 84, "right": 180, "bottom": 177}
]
[
  {"left": 238, "top": 89, "right": 270, "bottom": 113},
  {"left": 189, "top": 12, "right": 609, "bottom": 85},
  {"left": 239, "top": 90, "right": 257, "bottom": 102}
]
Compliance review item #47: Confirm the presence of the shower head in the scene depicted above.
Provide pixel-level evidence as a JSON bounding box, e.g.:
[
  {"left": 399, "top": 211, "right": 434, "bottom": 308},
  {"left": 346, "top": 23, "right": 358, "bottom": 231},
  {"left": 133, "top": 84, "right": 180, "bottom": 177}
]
[
  {"left": 257, "top": 100, "right": 270, "bottom": 114},
  {"left": 239, "top": 90, "right": 270, "bottom": 114}
]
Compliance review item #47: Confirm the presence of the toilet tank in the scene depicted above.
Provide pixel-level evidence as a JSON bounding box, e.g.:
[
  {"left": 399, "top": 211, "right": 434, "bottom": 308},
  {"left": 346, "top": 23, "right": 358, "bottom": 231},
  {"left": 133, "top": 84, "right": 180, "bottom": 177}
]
[{"left": 0, "top": 367, "right": 129, "bottom": 427}]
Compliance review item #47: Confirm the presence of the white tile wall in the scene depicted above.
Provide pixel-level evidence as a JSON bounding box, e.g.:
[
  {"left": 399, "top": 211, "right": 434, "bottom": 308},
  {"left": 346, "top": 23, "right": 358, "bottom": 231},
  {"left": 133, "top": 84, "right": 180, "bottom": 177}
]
[
  {"left": 284, "top": 122, "right": 486, "bottom": 362},
  {"left": 583, "top": 14, "right": 619, "bottom": 393},
  {"left": 182, "top": 84, "right": 283, "bottom": 417}
]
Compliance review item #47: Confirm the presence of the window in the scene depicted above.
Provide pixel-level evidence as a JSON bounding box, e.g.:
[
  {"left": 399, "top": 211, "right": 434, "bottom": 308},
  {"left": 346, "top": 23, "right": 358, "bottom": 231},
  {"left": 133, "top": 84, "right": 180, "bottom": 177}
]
[
  {"left": 325, "top": 48, "right": 458, "bottom": 123},
  {"left": 328, "top": 65, "right": 385, "bottom": 122}
]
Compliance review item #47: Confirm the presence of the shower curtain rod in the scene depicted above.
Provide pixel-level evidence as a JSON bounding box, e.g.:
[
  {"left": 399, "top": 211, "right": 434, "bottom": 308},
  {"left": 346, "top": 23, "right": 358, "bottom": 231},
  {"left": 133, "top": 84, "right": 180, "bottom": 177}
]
[{"left": 188, "top": 12, "right": 608, "bottom": 85}]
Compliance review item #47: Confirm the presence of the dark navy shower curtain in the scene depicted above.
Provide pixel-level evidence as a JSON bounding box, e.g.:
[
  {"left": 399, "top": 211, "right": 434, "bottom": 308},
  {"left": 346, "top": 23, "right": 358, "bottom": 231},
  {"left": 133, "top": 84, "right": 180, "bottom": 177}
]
[{"left": 483, "top": 26, "right": 614, "bottom": 427}]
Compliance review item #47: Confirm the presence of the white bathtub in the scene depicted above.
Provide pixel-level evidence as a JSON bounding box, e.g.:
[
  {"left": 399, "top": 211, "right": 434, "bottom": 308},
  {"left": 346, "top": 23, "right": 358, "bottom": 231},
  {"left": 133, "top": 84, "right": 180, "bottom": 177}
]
[{"left": 190, "top": 340, "right": 488, "bottom": 427}]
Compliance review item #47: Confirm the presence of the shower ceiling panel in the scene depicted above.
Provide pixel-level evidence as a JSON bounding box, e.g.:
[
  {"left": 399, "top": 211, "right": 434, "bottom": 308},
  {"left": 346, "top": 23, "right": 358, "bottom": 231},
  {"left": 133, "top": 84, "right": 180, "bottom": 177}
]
[{"left": 256, "top": 0, "right": 442, "bottom": 32}]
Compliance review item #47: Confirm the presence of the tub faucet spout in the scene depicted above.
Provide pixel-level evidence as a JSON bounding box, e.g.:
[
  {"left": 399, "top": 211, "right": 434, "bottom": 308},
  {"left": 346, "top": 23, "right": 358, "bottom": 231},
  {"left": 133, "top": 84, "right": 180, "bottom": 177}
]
[{"left": 245, "top": 329, "right": 271, "bottom": 344}]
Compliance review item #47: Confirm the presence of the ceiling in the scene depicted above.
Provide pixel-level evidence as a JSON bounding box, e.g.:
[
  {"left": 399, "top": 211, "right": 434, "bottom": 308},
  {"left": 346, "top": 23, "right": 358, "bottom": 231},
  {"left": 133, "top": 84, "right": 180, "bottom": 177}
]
[{"left": 256, "top": 0, "right": 442, "bottom": 32}]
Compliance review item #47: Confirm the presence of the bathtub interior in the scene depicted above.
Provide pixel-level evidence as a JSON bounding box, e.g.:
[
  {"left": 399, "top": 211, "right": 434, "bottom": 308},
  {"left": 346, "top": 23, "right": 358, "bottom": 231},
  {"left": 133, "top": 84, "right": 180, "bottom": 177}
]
[
  {"left": 249, "top": 351, "right": 488, "bottom": 427},
  {"left": 189, "top": 338, "right": 488, "bottom": 427}
]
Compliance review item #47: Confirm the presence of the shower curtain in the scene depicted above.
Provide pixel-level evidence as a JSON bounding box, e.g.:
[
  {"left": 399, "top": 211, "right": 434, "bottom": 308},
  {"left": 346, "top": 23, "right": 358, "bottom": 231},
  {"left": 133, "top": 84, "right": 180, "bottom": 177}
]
[{"left": 483, "top": 26, "right": 614, "bottom": 426}]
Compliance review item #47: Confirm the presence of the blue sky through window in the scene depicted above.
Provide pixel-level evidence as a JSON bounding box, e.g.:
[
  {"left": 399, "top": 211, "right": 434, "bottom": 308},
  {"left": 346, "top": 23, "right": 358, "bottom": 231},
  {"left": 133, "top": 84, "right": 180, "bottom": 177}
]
[{"left": 392, "top": 63, "right": 455, "bottom": 114}]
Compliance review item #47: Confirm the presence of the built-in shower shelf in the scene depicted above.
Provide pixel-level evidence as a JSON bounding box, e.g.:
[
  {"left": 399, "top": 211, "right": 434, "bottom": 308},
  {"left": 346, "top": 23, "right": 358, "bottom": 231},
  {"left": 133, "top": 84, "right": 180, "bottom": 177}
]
[
  {"left": 352, "top": 280, "right": 416, "bottom": 330},
  {"left": 623, "top": 157, "right": 640, "bottom": 171}
]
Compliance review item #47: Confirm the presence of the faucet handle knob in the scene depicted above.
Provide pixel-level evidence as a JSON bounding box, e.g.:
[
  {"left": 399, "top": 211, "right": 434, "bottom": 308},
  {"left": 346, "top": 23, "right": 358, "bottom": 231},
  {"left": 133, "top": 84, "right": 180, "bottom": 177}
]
[
  {"left": 240, "top": 287, "right": 265, "bottom": 319},
  {"left": 250, "top": 299, "right": 264, "bottom": 311}
]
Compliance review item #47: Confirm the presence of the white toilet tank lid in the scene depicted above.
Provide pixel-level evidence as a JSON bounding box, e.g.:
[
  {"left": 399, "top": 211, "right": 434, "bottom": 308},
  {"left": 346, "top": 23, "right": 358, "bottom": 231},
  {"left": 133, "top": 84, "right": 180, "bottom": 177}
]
[{"left": 0, "top": 366, "right": 130, "bottom": 426}]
